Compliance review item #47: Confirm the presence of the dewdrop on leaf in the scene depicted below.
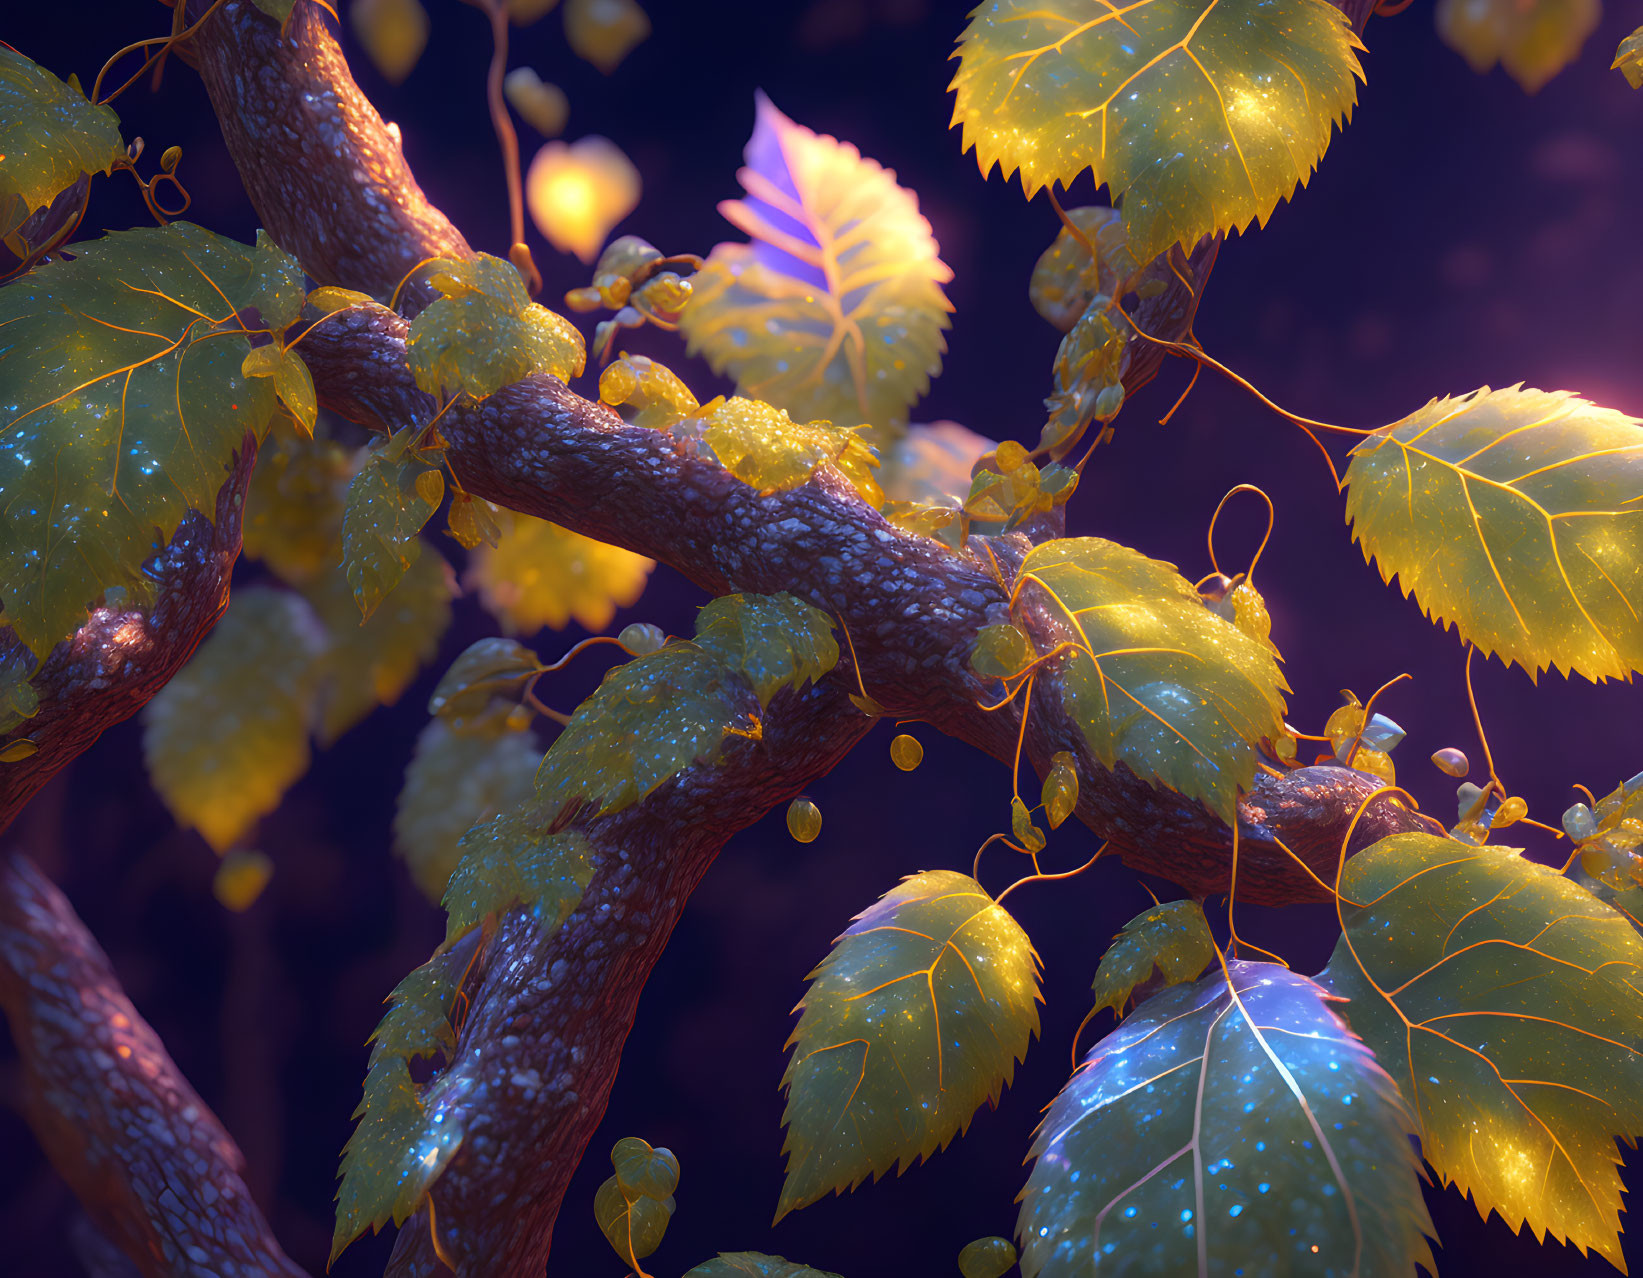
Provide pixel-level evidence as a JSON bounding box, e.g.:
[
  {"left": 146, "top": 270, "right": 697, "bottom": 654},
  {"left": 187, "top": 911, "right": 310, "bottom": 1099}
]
[{"left": 526, "top": 136, "right": 640, "bottom": 265}]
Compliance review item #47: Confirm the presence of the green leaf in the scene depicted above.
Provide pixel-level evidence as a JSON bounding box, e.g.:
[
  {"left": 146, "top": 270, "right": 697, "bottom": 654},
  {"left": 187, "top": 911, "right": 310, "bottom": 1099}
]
[
  {"left": 957, "top": 1237, "right": 1017, "bottom": 1278},
  {"left": 467, "top": 510, "right": 653, "bottom": 634},
  {"left": 594, "top": 1174, "right": 673, "bottom": 1267},
  {"left": 611, "top": 1136, "right": 680, "bottom": 1199},
  {"left": 251, "top": 0, "right": 298, "bottom": 21},
  {"left": 427, "top": 636, "right": 545, "bottom": 727},
  {"left": 1319, "top": 832, "right": 1643, "bottom": 1266},
  {"left": 1438, "top": 0, "right": 1598, "bottom": 92},
  {"left": 1088, "top": 898, "right": 1216, "bottom": 1017},
  {"left": 949, "top": 0, "right": 1363, "bottom": 262},
  {"left": 0, "top": 46, "right": 125, "bottom": 240},
  {"left": 394, "top": 717, "right": 542, "bottom": 901},
  {"left": 441, "top": 812, "right": 596, "bottom": 945},
  {"left": 970, "top": 623, "right": 1035, "bottom": 680},
  {"left": 241, "top": 341, "right": 317, "bottom": 435},
  {"left": 1028, "top": 207, "right": 1141, "bottom": 336},
  {"left": 534, "top": 643, "right": 754, "bottom": 820},
  {"left": 694, "top": 592, "right": 838, "bottom": 709},
  {"left": 306, "top": 551, "right": 452, "bottom": 745},
  {"left": 777, "top": 870, "right": 1040, "bottom": 1221},
  {"left": 341, "top": 428, "right": 442, "bottom": 620},
  {"left": 1616, "top": 26, "right": 1643, "bottom": 88},
  {"left": 1041, "top": 752, "right": 1078, "bottom": 829},
  {"left": 241, "top": 432, "right": 354, "bottom": 586},
  {"left": 700, "top": 397, "right": 884, "bottom": 506},
  {"left": 1343, "top": 386, "right": 1643, "bottom": 681},
  {"left": 679, "top": 93, "right": 952, "bottom": 433},
  {"left": 0, "top": 645, "right": 40, "bottom": 737},
  {"left": 1019, "top": 961, "right": 1433, "bottom": 1278},
  {"left": 331, "top": 1053, "right": 464, "bottom": 1263},
  {"left": 1015, "top": 537, "right": 1289, "bottom": 823},
  {"left": 367, "top": 953, "right": 462, "bottom": 1069},
  {"left": 684, "top": 1255, "right": 843, "bottom": 1278},
  {"left": 142, "top": 586, "right": 326, "bottom": 851},
  {"left": 407, "top": 253, "right": 585, "bottom": 398},
  {"left": 0, "top": 223, "right": 302, "bottom": 659}
]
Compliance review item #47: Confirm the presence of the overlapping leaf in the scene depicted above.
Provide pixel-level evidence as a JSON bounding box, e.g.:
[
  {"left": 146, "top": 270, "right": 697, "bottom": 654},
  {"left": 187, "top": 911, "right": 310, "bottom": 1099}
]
[
  {"left": 1019, "top": 961, "right": 1432, "bottom": 1278},
  {"left": 307, "top": 552, "right": 453, "bottom": 745},
  {"left": 393, "top": 716, "right": 542, "bottom": 901},
  {"left": 1343, "top": 385, "right": 1643, "bottom": 681},
  {"left": 949, "top": 0, "right": 1363, "bottom": 261},
  {"left": 332, "top": 952, "right": 467, "bottom": 1261},
  {"left": 700, "top": 396, "right": 883, "bottom": 505},
  {"left": 680, "top": 93, "right": 952, "bottom": 433},
  {"left": 777, "top": 870, "right": 1040, "bottom": 1221},
  {"left": 1617, "top": 26, "right": 1643, "bottom": 88},
  {"left": 1013, "top": 537, "right": 1289, "bottom": 823},
  {"left": 142, "top": 586, "right": 326, "bottom": 851},
  {"left": 1438, "top": 0, "right": 1599, "bottom": 92},
  {"left": 341, "top": 428, "right": 443, "bottom": 619},
  {"left": 694, "top": 592, "right": 838, "bottom": 709},
  {"left": 594, "top": 1174, "right": 673, "bottom": 1267},
  {"left": 1089, "top": 898, "right": 1216, "bottom": 1016},
  {"left": 1320, "top": 833, "right": 1643, "bottom": 1266},
  {"left": 441, "top": 810, "right": 596, "bottom": 944},
  {"left": 535, "top": 642, "right": 754, "bottom": 820},
  {"left": 0, "top": 47, "right": 125, "bottom": 241},
  {"left": 407, "top": 253, "right": 585, "bottom": 399},
  {"left": 0, "top": 223, "right": 302, "bottom": 659},
  {"left": 241, "top": 432, "right": 355, "bottom": 585},
  {"left": 427, "top": 636, "right": 544, "bottom": 728},
  {"left": 467, "top": 510, "right": 653, "bottom": 634}
]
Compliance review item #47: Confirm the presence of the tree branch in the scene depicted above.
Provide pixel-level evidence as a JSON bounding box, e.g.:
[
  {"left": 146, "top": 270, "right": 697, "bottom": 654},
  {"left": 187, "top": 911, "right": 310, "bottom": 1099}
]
[{"left": 0, "top": 853, "right": 305, "bottom": 1278}]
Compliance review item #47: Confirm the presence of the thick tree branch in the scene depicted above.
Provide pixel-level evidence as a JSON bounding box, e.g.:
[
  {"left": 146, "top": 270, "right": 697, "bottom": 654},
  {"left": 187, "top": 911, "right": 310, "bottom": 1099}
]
[
  {"left": 0, "top": 854, "right": 304, "bottom": 1278},
  {"left": 0, "top": 438, "right": 256, "bottom": 833}
]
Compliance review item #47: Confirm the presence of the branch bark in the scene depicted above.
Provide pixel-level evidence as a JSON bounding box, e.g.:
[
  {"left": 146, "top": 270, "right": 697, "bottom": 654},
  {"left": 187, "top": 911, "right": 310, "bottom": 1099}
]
[{"left": 0, "top": 854, "right": 304, "bottom": 1278}]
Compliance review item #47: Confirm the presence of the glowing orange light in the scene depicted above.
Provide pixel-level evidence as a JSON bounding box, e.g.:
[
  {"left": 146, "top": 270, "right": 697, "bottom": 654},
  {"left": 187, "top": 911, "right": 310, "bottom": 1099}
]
[{"left": 525, "top": 136, "right": 640, "bottom": 265}]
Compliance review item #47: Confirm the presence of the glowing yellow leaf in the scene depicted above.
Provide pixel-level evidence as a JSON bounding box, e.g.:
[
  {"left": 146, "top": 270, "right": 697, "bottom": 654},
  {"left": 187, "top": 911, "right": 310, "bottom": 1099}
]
[
  {"left": 349, "top": 0, "right": 429, "bottom": 85},
  {"left": 467, "top": 510, "right": 652, "bottom": 635},
  {"left": 241, "top": 341, "right": 317, "bottom": 435},
  {"left": 777, "top": 870, "right": 1039, "bottom": 1220},
  {"left": 504, "top": 67, "right": 568, "bottom": 137},
  {"left": 213, "top": 850, "right": 274, "bottom": 912},
  {"left": 1014, "top": 537, "right": 1289, "bottom": 822},
  {"left": 526, "top": 136, "right": 641, "bottom": 265},
  {"left": 600, "top": 354, "right": 701, "bottom": 429},
  {"left": 1438, "top": 0, "right": 1599, "bottom": 92},
  {"left": 680, "top": 94, "right": 952, "bottom": 433},
  {"left": 1616, "top": 26, "right": 1643, "bottom": 88},
  {"left": 241, "top": 432, "right": 354, "bottom": 586},
  {"left": 394, "top": 716, "right": 542, "bottom": 901},
  {"left": 142, "top": 587, "right": 326, "bottom": 852},
  {"left": 563, "top": 0, "right": 651, "bottom": 73},
  {"left": 1321, "top": 834, "right": 1643, "bottom": 1268},
  {"left": 408, "top": 253, "right": 585, "bottom": 398},
  {"left": 0, "top": 46, "right": 125, "bottom": 241},
  {"left": 700, "top": 396, "right": 883, "bottom": 506},
  {"left": 949, "top": 0, "right": 1363, "bottom": 261},
  {"left": 1343, "top": 385, "right": 1643, "bottom": 681}
]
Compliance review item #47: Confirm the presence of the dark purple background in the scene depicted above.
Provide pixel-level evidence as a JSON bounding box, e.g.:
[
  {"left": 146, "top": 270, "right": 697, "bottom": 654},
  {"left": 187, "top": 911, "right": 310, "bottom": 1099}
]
[{"left": 4, "top": 0, "right": 1643, "bottom": 1274}]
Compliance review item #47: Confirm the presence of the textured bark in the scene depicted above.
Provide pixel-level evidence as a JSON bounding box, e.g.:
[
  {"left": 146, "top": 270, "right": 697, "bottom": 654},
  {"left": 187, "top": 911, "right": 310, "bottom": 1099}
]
[
  {"left": 0, "top": 854, "right": 305, "bottom": 1278},
  {"left": 0, "top": 438, "right": 257, "bottom": 833},
  {"left": 0, "top": 0, "right": 1416, "bottom": 1274}
]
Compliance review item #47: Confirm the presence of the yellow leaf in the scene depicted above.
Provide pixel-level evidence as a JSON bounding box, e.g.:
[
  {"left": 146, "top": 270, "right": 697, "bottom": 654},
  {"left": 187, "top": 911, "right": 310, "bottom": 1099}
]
[
  {"left": 1616, "top": 26, "right": 1643, "bottom": 88},
  {"left": 241, "top": 343, "right": 317, "bottom": 435},
  {"left": 700, "top": 396, "right": 883, "bottom": 506},
  {"left": 1014, "top": 537, "right": 1289, "bottom": 823},
  {"left": 503, "top": 67, "right": 569, "bottom": 137},
  {"left": 349, "top": 0, "right": 429, "bottom": 85},
  {"left": 0, "top": 46, "right": 125, "bottom": 241},
  {"left": 563, "top": 0, "right": 651, "bottom": 73},
  {"left": 242, "top": 433, "right": 353, "bottom": 586},
  {"left": 526, "top": 136, "right": 641, "bottom": 265},
  {"left": 467, "top": 510, "right": 652, "bottom": 634},
  {"left": 393, "top": 716, "right": 542, "bottom": 901},
  {"left": 1088, "top": 899, "right": 1215, "bottom": 1016},
  {"left": 408, "top": 253, "right": 585, "bottom": 398},
  {"left": 777, "top": 870, "right": 1039, "bottom": 1220},
  {"left": 680, "top": 94, "right": 952, "bottom": 434},
  {"left": 1438, "top": 0, "right": 1599, "bottom": 92},
  {"left": 213, "top": 850, "right": 274, "bottom": 912},
  {"left": 949, "top": 0, "right": 1363, "bottom": 262},
  {"left": 142, "top": 587, "right": 326, "bottom": 852},
  {"left": 1343, "top": 385, "right": 1643, "bottom": 681},
  {"left": 1321, "top": 834, "right": 1643, "bottom": 1267}
]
